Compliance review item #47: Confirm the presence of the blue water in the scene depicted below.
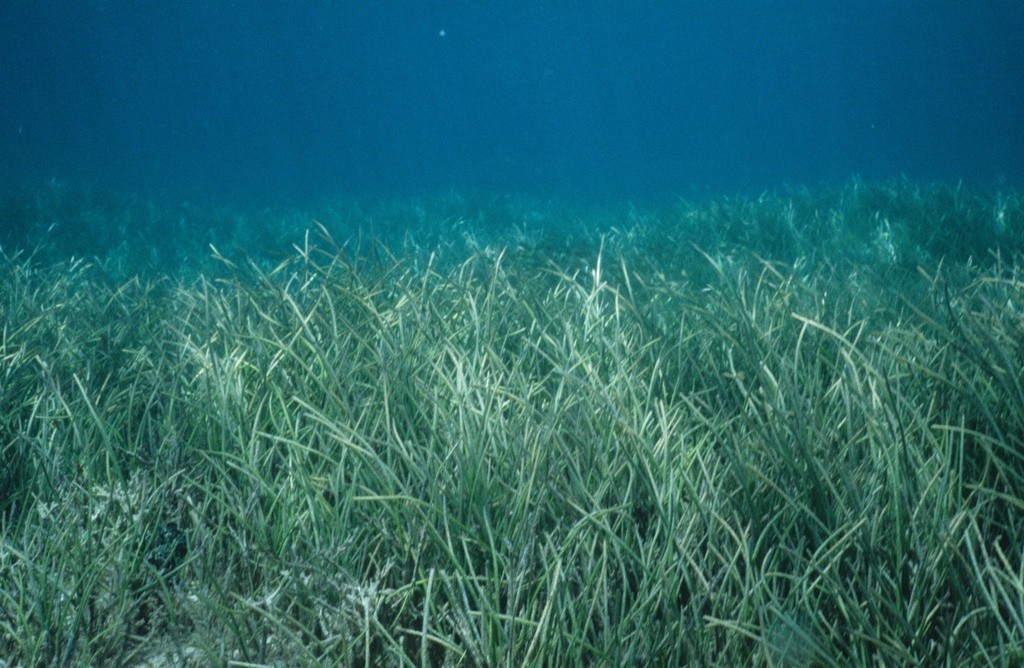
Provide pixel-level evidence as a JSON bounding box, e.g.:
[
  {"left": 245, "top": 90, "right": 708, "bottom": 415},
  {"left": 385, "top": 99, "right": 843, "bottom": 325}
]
[{"left": 2, "top": 2, "right": 1022, "bottom": 205}]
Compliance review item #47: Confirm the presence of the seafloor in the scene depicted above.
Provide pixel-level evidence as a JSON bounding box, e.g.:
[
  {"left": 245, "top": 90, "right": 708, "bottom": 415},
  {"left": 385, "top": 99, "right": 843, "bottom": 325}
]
[{"left": 1, "top": 179, "right": 1023, "bottom": 665}]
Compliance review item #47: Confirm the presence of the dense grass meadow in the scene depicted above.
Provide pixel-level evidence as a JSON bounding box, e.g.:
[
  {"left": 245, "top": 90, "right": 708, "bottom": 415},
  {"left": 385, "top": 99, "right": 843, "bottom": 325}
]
[{"left": 2, "top": 179, "right": 1024, "bottom": 665}]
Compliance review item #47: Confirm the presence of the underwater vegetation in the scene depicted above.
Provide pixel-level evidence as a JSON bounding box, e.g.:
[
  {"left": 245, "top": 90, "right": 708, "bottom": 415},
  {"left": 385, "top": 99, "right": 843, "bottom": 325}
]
[{"left": 1, "top": 178, "right": 1023, "bottom": 665}]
